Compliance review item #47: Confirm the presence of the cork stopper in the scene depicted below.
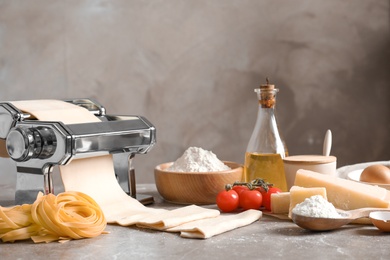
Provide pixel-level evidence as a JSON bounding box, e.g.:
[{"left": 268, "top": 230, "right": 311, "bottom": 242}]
[
  {"left": 259, "top": 77, "right": 275, "bottom": 90},
  {"left": 256, "top": 77, "right": 278, "bottom": 108}
]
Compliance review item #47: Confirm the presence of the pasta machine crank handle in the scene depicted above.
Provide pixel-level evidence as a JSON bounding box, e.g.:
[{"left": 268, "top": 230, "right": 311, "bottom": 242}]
[
  {"left": 127, "top": 154, "right": 154, "bottom": 205},
  {"left": 128, "top": 154, "right": 136, "bottom": 198},
  {"left": 43, "top": 164, "right": 55, "bottom": 195}
]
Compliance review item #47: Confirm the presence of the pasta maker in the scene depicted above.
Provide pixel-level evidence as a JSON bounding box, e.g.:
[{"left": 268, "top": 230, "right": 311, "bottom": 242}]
[{"left": 0, "top": 99, "right": 156, "bottom": 205}]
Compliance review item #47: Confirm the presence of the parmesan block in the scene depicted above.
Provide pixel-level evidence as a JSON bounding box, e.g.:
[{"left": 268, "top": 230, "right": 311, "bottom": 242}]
[
  {"left": 270, "top": 192, "right": 290, "bottom": 214},
  {"left": 288, "top": 186, "right": 327, "bottom": 218},
  {"left": 294, "top": 169, "right": 390, "bottom": 210}
]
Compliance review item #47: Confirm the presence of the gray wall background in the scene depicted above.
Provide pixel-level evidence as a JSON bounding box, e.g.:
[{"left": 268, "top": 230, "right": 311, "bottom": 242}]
[{"left": 0, "top": 1, "right": 389, "bottom": 196}]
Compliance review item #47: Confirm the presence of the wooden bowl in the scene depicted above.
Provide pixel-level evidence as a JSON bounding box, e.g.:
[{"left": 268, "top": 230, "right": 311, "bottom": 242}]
[{"left": 154, "top": 161, "right": 243, "bottom": 205}]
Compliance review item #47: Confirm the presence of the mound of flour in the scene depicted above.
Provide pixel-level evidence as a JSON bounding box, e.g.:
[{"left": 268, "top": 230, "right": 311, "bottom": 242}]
[
  {"left": 167, "top": 147, "right": 231, "bottom": 172},
  {"left": 292, "top": 195, "right": 341, "bottom": 218}
]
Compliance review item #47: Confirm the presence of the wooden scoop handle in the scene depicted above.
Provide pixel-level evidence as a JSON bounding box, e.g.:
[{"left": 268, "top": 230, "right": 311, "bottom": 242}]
[{"left": 348, "top": 208, "right": 390, "bottom": 219}]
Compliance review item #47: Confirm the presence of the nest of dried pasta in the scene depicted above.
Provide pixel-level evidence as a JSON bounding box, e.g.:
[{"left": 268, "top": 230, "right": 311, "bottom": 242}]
[{"left": 0, "top": 191, "right": 107, "bottom": 243}]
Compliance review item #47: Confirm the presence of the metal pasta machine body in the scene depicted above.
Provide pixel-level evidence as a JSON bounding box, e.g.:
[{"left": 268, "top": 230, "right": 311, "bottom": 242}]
[{"left": 0, "top": 99, "right": 156, "bottom": 205}]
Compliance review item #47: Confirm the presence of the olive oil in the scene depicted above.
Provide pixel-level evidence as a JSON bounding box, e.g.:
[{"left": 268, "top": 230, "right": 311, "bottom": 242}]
[
  {"left": 244, "top": 152, "right": 288, "bottom": 191},
  {"left": 244, "top": 79, "right": 289, "bottom": 192}
]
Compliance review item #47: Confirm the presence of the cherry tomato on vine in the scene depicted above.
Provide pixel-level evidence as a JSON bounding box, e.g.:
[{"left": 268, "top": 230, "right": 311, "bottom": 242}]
[
  {"left": 261, "top": 186, "right": 281, "bottom": 211},
  {"left": 232, "top": 185, "right": 249, "bottom": 207},
  {"left": 232, "top": 185, "right": 249, "bottom": 196},
  {"left": 216, "top": 189, "right": 239, "bottom": 212},
  {"left": 239, "top": 189, "right": 262, "bottom": 210}
]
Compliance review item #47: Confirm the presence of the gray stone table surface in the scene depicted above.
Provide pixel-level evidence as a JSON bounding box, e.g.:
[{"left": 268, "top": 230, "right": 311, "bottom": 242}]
[{"left": 0, "top": 184, "right": 389, "bottom": 260}]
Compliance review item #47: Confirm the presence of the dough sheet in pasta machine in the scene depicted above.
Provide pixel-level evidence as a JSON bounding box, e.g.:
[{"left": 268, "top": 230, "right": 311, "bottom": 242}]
[{"left": 0, "top": 98, "right": 156, "bottom": 205}]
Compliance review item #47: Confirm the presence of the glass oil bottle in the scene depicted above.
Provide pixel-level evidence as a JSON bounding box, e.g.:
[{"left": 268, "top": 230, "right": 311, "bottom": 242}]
[{"left": 244, "top": 79, "right": 289, "bottom": 191}]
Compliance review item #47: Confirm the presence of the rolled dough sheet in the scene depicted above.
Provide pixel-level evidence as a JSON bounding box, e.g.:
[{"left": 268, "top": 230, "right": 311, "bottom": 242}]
[
  {"left": 136, "top": 205, "right": 220, "bottom": 230},
  {"left": 59, "top": 154, "right": 166, "bottom": 224},
  {"left": 11, "top": 100, "right": 101, "bottom": 124},
  {"left": 167, "top": 210, "right": 262, "bottom": 239}
]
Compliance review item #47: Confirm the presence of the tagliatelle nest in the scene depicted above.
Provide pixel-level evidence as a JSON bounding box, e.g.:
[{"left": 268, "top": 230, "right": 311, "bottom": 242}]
[{"left": 0, "top": 191, "right": 107, "bottom": 243}]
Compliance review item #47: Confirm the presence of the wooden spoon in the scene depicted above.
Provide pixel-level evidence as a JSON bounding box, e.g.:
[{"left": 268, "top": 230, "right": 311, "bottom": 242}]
[
  {"left": 291, "top": 208, "right": 390, "bottom": 231},
  {"left": 322, "top": 129, "right": 332, "bottom": 156}
]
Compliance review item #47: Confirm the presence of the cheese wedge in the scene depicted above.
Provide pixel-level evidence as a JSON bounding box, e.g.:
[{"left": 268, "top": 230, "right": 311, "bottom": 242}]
[
  {"left": 294, "top": 169, "right": 390, "bottom": 210},
  {"left": 288, "top": 186, "right": 327, "bottom": 218},
  {"left": 270, "top": 187, "right": 327, "bottom": 216},
  {"left": 270, "top": 192, "right": 290, "bottom": 214}
]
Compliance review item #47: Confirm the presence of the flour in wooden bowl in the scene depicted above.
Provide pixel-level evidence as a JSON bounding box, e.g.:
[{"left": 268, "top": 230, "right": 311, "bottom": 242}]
[{"left": 167, "top": 147, "right": 231, "bottom": 172}]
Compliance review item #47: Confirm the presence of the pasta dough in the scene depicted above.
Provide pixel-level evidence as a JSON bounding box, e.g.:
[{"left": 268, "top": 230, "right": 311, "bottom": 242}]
[
  {"left": 136, "top": 205, "right": 220, "bottom": 230},
  {"left": 167, "top": 210, "right": 262, "bottom": 239},
  {"left": 60, "top": 154, "right": 166, "bottom": 224},
  {"left": 0, "top": 191, "right": 107, "bottom": 243},
  {"left": 11, "top": 100, "right": 101, "bottom": 124},
  {"left": 31, "top": 191, "right": 107, "bottom": 240}
]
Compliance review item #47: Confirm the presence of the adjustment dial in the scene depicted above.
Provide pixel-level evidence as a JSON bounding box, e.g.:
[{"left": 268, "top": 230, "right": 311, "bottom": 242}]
[{"left": 6, "top": 126, "right": 57, "bottom": 162}]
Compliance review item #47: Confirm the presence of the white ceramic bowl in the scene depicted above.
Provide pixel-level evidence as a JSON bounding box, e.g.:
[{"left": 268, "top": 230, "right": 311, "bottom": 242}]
[
  {"left": 347, "top": 169, "right": 390, "bottom": 190},
  {"left": 369, "top": 211, "right": 390, "bottom": 232}
]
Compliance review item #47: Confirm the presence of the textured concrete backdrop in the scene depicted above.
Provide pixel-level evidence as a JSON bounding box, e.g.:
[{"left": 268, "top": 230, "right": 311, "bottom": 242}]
[{"left": 0, "top": 1, "right": 389, "bottom": 195}]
